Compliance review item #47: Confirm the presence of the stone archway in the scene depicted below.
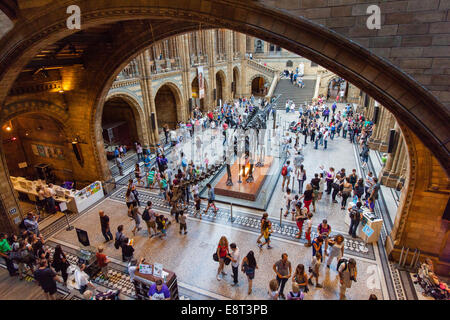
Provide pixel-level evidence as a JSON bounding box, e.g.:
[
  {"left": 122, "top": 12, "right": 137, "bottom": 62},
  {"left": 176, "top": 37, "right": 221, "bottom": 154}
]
[
  {"left": 215, "top": 70, "right": 226, "bottom": 105},
  {"left": 154, "top": 82, "right": 183, "bottom": 130},
  {"left": 0, "top": 2, "right": 448, "bottom": 171}
]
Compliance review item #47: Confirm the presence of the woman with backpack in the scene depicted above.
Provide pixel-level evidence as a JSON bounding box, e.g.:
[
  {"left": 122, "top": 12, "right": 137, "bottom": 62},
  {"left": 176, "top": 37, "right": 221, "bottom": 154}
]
[
  {"left": 241, "top": 251, "right": 258, "bottom": 295},
  {"left": 142, "top": 201, "right": 157, "bottom": 238},
  {"left": 354, "top": 178, "right": 365, "bottom": 202}
]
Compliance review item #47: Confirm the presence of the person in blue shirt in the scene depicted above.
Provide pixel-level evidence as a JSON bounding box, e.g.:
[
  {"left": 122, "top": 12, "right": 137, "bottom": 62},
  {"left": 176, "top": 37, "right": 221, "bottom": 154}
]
[
  {"left": 143, "top": 154, "right": 151, "bottom": 186},
  {"left": 114, "top": 147, "right": 119, "bottom": 159},
  {"left": 332, "top": 102, "right": 337, "bottom": 115},
  {"left": 148, "top": 279, "right": 170, "bottom": 300}
]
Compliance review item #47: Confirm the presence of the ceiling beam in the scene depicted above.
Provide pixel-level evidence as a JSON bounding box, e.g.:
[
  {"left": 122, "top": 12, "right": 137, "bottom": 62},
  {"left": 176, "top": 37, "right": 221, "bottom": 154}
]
[{"left": 24, "top": 57, "right": 84, "bottom": 70}]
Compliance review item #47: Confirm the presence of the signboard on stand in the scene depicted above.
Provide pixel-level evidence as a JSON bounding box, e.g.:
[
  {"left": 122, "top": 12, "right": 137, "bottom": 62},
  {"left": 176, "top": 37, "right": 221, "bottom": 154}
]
[{"left": 362, "top": 224, "right": 374, "bottom": 238}]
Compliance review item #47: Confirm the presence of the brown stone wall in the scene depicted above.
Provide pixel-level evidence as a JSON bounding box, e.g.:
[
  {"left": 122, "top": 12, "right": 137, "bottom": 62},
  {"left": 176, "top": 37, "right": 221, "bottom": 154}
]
[{"left": 260, "top": 0, "right": 450, "bottom": 107}]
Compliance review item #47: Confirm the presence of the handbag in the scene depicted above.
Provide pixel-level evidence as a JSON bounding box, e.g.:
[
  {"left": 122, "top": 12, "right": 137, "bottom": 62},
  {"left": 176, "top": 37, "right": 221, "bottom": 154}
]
[
  {"left": 213, "top": 252, "right": 219, "bottom": 262},
  {"left": 224, "top": 256, "right": 231, "bottom": 266}
]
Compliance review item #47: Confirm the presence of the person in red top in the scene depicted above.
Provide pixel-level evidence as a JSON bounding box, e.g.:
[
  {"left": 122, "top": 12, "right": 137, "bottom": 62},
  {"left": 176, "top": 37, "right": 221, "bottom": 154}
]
[
  {"left": 216, "top": 236, "right": 230, "bottom": 281},
  {"left": 96, "top": 246, "right": 110, "bottom": 280}
]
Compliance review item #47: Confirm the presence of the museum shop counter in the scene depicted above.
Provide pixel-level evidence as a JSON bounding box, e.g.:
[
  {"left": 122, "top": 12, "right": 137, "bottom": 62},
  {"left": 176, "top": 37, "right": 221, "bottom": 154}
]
[{"left": 11, "top": 176, "right": 104, "bottom": 214}]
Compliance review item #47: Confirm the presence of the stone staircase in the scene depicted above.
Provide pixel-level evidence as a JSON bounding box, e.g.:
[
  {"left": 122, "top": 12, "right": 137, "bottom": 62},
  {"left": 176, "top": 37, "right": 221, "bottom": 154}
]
[{"left": 273, "top": 78, "right": 316, "bottom": 108}]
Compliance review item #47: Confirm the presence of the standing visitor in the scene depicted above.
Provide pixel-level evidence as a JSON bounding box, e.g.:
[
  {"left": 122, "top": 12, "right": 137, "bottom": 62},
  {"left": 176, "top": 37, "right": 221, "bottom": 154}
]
[
  {"left": 142, "top": 201, "right": 157, "bottom": 238},
  {"left": 326, "top": 234, "right": 345, "bottom": 269},
  {"left": 96, "top": 246, "right": 110, "bottom": 280},
  {"left": 292, "top": 264, "right": 309, "bottom": 293},
  {"left": 287, "top": 283, "right": 305, "bottom": 300},
  {"left": 24, "top": 212, "right": 40, "bottom": 236},
  {"left": 318, "top": 220, "right": 332, "bottom": 255},
  {"left": 34, "top": 259, "right": 60, "bottom": 300},
  {"left": 116, "top": 156, "right": 124, "bottom": 176},
  {"left": 130, "top": 202, "right": 142, "bottom": 236},
  {"left": 229, "top": 243, "right": 240, "bottom": 287},
  {"left": 341, "top": 178, "right": 353, "bottom": 210},
  {"left": 348, "top": 202, "right": 363, "bottom": 238},
  {"left": 241, "top": 251, "right": 258, "bottom": 295},
  {"left": 256, "top": 213, "right": 269, "bottom": 244},
  {"left": 273, "top": 253, "right": 292, "bottom": 300},
  {"left": 114, "top": 225, "right": 126, "bottom": 250},
  {"left": 299, "top": 183, "right": 314, "bottom": 213},
  {"left": 281, "top": 160, "right": 293, "bottom": 191},
  {"left": 51, "top": 245, "right": 69, "bottom": 286},
  {"left": 338, "top": 258, "right": 357, "bottom": 300},
  {"left": 99, "top": 210, "right": 113, "bottom": 243},
  {"left": 0, "top": 233, "right": 17, "bottom": 276},
  {"left": 308, "top": 251, "right": 323, "bottom": 288},
  {"left": 204, "top": 183, "right": 218, "bottom": 215},
  {"left": 74, "top": 263, "right": 95, "bottom": 294},
  {"left": 216, "top": 236, "right": 230, "bottom": 281},
  {"left": 296, "top": 164, "right": 306, "bottom": 194},
  {"left": 258, "top": 220, "right": 273, "bottom": 249},
  {"left": 136, "top": 142, "right": 143, "bottom": 162},
  {"left": 304, "top": 212, "right": 313, "bottom": 247}
]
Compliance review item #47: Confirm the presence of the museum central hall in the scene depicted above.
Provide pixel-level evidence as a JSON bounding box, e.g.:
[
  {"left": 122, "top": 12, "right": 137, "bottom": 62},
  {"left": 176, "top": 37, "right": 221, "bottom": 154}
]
[{"left": 0, "top": 0, "right": 448, "bottom": 302}]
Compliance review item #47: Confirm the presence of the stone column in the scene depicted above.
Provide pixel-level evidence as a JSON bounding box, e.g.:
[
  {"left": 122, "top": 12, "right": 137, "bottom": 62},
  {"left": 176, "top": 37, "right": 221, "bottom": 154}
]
[
  {"left": 225, "top": 30, "right": 233, "bottom": 102},
  {"left": 138, "top": 51, "right": 159, "bottom": 147},
  {"left": 379, "top": 111, "right": 396, "bottom": 152},
  {"left": 206, "top": 30, "right": 216, "bottom": 110},
  {"left": 237, "top": 33, "right": 247, "bottom": 97},
  {"left": 0, "top": 147, "right": 23, "bottom": 233},
  {"left": 178, "top": 34, "right": 191, "bottom": 120}
]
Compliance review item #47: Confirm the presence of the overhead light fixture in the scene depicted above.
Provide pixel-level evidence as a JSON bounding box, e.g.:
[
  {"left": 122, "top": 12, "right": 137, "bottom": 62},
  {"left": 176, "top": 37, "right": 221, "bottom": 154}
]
[
  {"left": 4, "top": 121, "right": 12, "bottom": 132},
  {"left": 58, "top": 89, "right": 64, "bottom": 93}
]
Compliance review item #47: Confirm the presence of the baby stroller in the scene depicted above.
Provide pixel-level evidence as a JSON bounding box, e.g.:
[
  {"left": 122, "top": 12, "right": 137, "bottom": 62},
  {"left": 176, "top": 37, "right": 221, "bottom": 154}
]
[
  {"left": 289, "top": 121, "right": 300, "bottom": 133},
  {"left": 413, "top": 263, "right": 450, "bottom": 300}
]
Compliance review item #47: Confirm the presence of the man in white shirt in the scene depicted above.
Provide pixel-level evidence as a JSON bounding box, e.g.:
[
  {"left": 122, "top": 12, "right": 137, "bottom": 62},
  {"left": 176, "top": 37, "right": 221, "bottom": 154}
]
[{"left": 229, "top": 243, "right": 240, "bottom": 286}]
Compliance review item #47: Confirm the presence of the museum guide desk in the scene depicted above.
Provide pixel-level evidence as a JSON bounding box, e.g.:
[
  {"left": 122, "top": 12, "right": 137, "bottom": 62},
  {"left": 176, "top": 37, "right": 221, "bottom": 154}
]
[
  {"left": 133, "top": 264, "right": 179, "bottom": 300},
  {"left": 345, "top": 201, "right": 383, "bottom": 244},
  {"left": 11, "top": 176, "right": 104, "bottom": 214}
]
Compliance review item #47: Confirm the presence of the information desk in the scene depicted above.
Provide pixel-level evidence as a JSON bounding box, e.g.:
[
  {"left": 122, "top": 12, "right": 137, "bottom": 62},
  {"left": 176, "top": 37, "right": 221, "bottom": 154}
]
[
  {"left": 10, "top": 176, "right": 104, "bottom": 214},
  {"left": 133, "top": 265, "right": 179, "bottom": 300},
  {"left": 345, "top": 202, "right": 383, "bottom": 244}
]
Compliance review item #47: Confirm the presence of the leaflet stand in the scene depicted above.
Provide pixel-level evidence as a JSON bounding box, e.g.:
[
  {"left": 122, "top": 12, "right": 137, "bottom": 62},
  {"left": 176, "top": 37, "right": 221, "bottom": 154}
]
[{"left": 59, "top": 201, "right": 73, "bottom": 231}]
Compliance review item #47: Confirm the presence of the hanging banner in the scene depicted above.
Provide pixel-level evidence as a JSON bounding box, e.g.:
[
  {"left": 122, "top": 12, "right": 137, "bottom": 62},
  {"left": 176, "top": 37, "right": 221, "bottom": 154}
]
[{"left": 197, "top": 66, "right": 205, "bottom": 99}]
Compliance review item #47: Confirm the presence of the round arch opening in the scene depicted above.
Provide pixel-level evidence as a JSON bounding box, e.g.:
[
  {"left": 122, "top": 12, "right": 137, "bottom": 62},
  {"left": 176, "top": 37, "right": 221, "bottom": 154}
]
[
  {"left": 215, "top": 71, "right": 226, "bottom": 106},
  {"left": 251, "top": 76, "right": 267, "bottom": 96},
  {"left": 154, "top": 83, "right": 181, "bottom": 130},
  {"left": 102, "top": 96, "right": 142, "bottom": 160},
  {"left": 191, "top": 76, "right": 208, "bottom": 112}
]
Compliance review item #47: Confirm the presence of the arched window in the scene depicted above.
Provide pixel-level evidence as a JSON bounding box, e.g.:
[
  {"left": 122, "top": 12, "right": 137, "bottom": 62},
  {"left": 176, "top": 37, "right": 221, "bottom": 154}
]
[{"left": 286, "top": 60, "right": 293, "bottom": 67}]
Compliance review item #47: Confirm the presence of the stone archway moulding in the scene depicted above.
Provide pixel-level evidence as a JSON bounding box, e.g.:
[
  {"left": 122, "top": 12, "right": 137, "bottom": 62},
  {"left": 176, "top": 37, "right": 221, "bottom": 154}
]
[
  {"left": 154, "top": 81, "right": 184, "bottom": 123},
  {"left": 249, "top": 74, "right": 270, "bottom": 87},
  {"left": 0, "top": 0, "right": 448, "bottom": 174},
  {"left": 1, "top": 100, "right": 69, "bottom": 124},
  {"left": 104, "top": 91, "right": 149, "bottom": 146}
]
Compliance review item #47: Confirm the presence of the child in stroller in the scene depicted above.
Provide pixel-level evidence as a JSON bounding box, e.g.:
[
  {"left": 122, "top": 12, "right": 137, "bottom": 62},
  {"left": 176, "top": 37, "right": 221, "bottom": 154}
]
[{"left": 413, "top": 258, "right": 449, "bottom": 300}]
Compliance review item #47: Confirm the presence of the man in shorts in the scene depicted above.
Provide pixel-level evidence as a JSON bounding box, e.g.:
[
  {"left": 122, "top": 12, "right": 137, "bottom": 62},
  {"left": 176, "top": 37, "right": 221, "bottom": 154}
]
[{"left": 34, "top": 259, "right": 61, "bottom": 300}]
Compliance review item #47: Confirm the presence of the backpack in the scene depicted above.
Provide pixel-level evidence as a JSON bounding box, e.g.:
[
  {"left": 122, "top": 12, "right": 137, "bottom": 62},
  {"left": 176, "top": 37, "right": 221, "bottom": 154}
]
[
  {"left": 142, "top": 208, "right": 150, "bottom": 222},
  {"left": 19, "top": 219, "right": 26, "bottom": 230},
  {"left": 281, "top": 165, "right": 288, "bottom": 176},
  {"left": 337, "top": 258, "right": 348, "bottom": 272}
]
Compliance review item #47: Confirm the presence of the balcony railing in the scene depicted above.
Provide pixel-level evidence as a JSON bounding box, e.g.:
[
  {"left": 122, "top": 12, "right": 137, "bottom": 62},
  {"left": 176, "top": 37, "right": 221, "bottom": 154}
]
[
  {"left": 150, "top": 57, "right": 182, "bottom": 75},
  {"left": 216, "top": 53, "right": 227, "bottom": 62},
  {"left": 190, "top": 54, "right": 209, "bottom": 67}
]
